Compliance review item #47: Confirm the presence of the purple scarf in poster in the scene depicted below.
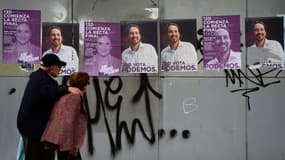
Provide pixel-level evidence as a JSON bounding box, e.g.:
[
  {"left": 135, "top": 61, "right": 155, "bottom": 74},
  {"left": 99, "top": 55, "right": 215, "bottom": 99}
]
[
  {"left": 2, "top": 9, "right": 41, "bottom": 69},
  {"left": 84, "top": 22, "right": 121, "bottom": 76},
  {"left": 203, "top": 15, "right": 241, "bottom": 70}
]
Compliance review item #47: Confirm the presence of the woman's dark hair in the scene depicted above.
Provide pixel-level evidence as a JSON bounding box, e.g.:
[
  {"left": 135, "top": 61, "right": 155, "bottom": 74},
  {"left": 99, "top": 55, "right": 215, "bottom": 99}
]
[{"left": 69, "top": 72, "right": 89, "bottom": 90}]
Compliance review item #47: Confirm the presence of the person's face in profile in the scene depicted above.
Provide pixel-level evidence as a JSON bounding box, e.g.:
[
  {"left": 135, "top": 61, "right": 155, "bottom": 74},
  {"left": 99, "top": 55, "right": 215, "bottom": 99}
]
[
  {"left": 49, "top": 28, "right": 63, "bottom": 47},
  {"left": 128, "top": 26, "right": 141, "bottom": 46},
  {"left": 167, "top": 25, "right": 180, "bottom": 44},
  {"left": 15, "top": 23, "right": 32, "bottom": 45},
  {"left": 252, "top": 23, "right": 266, "bottom": 43},
  {"left": 213, "top": 28, "right": 231, "bottom": 55},
  {"left": 96, "top": 36, "right": 112, "bottom": 57},
  {"left": 49, "top": 65, "right": 61, "bottom": 77}
]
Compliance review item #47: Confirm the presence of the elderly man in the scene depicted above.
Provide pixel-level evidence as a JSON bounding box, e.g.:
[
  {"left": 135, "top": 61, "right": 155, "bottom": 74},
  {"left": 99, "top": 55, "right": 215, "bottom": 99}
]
[{"left": 17, "top": 54, "right": 81, "bottom": 160}]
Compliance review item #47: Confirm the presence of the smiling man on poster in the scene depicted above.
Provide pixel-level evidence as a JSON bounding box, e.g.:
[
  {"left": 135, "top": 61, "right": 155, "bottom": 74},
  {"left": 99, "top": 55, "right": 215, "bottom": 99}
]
[{"left": 121, "top": 23, "right": 158, "bottom": 73}]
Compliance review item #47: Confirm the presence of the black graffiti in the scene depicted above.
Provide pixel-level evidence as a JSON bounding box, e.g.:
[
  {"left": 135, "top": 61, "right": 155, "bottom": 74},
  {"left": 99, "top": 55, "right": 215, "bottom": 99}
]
[
  {"left": 224, "top": 68, "right": 282, "bottom": 110},
  {"left": 4, "top": 73, "right": 189, "bottom": 156},
  {"left": 196, "top": 27, "right": 282, "bottom": 110},
  {"left": 182, "top": 130, "right": 191, "bottom": 139},
  {"left": 8, "top": 88, "right": 16, "bottom": 95},
  {"left": 158, "top": 129, "right": 190, "bottom": 139},
  {"left": 85, "top": 74, "right": 162, "bottom": 155},
  {"left": 196, "top": 28, "right": 204, "bottom": 65}
]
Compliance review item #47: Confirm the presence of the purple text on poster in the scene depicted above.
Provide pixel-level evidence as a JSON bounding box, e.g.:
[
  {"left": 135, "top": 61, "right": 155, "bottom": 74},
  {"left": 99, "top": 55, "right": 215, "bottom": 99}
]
[{"left": 84, "top": 22, "right": 121, "bottom": 76}]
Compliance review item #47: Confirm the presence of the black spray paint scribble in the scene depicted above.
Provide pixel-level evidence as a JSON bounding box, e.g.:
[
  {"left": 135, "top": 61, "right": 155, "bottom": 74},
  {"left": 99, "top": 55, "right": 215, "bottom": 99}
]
[
  {"left": 196, "top": 28, "right": 204, "bottom": 65},
  {"left": 56, "top": 73, "right": 191, "bottom": 156},
  {"left": 84, "top": 74, "right": 163, "bottom": 155},
  {"left": 196, "top": 28, "right": 282, "bottom": 110},
  {"left": 224, "top": 68, "right": 282, "bottom": 110}
]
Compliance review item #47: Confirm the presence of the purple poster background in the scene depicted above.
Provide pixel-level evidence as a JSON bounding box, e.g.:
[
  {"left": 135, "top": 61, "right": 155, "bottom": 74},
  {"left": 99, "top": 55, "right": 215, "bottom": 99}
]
[
  {"left": 84, "top": 22, "right": 121, "bottom": 76},
  {"left": 203, "top": 15, "right": 241, "bottom": 69},
  {"left": 2, "top": 9, "right": 41, "bottom": 65}
]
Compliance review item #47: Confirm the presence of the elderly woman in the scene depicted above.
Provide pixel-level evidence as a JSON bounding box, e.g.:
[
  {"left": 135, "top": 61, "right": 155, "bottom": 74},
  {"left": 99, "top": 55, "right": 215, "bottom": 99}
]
[{"left": 41, "top": 72, "right": 90, "bottom": 160}]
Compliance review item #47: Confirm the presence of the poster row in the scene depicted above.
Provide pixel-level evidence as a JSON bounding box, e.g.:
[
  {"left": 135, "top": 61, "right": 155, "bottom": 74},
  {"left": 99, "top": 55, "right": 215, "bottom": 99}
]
[{"left": 2, "top": 9, "right": 285, "bottom": 75}]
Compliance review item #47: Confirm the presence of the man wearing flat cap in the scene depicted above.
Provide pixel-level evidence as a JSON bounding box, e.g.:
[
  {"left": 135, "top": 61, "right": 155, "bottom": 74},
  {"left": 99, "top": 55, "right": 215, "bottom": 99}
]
[{"left": 17, "top": 54, "right": 82, "bottom": 160}]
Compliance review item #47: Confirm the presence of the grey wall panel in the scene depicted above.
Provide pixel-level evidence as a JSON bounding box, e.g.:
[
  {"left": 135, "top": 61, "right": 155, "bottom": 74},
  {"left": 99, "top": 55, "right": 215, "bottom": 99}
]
[
  {"left": 0, "top": 77, "right": 28, "bottom": 160},
  {"left": 74, "top": 0, "right": 158, "bottom": 21},
  {"left": 247, "top": 78, "right": 285, "bottom": 160},
  {"left": 159, "top": 78, "right": 246, "bottom": 160},
  {"left": 160, "top": 0, "right": 246, "bottom": 19},
  {"left": 247, "top": 0, "right": 285, "bottom": 17}
]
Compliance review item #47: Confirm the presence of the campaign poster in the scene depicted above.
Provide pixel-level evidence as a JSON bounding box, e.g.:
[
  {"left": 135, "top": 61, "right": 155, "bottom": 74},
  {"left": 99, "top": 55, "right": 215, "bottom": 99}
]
[
  {"left": 160, "top": 19, "right": 198, "bottom": 72},
  {"left": 2, "top": 9, "right": 41, "bottom": 72},
  {"left": 83, "top": 22, "right": 121, "bottom": 76},
  {"left": 121, "top": 21, "right": 158, "bottom": 73},
  {"left": 203, "top": 15, "right": 241, "bottom": 70},
  {"left": 279, "top": 15, "right": 285, "bottom": 70},
  {"left": 246, "top": 17, "right": 284, "bottom": 69},
  {"left": 42, "top": 23, "right": 79, "bottom": 75}
]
